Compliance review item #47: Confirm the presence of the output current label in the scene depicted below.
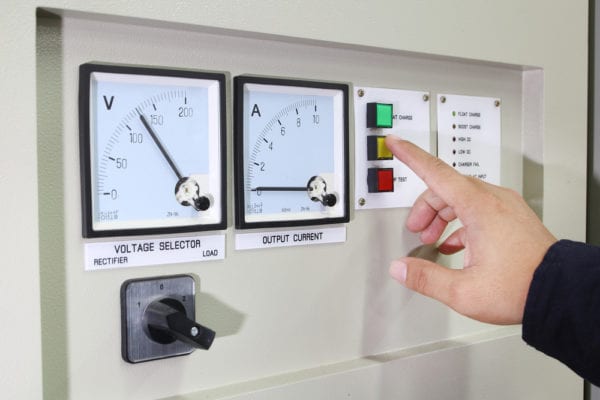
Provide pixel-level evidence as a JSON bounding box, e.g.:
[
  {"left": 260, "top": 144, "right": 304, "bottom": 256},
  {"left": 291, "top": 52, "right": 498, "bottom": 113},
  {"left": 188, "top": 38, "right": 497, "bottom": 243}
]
[
  {"left": 84, "top": 234, "right": 225, "bottom": 270},
  {"left": 235, "top": 226, "right": 346, "bottom": 250}
]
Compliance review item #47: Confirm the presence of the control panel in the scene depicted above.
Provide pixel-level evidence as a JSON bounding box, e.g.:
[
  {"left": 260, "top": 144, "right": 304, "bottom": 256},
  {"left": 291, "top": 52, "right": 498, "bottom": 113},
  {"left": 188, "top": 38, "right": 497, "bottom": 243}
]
[{"left": 32, "top": 10, "right": 552, "bottom": 400}]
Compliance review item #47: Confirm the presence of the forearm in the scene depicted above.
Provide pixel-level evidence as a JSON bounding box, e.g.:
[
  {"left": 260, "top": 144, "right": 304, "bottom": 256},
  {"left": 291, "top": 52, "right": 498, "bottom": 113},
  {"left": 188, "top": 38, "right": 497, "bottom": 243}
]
[{"left": 522, "top": 240, "right": 600, "bottom": 385}]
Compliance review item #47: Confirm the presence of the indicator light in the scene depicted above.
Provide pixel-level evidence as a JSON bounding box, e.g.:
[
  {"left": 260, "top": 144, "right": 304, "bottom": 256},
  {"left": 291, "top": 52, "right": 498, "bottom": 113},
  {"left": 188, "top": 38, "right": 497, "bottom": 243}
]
[
  {"left": 367, "top": 135, "right": 393, "bottom": 160},
  {"left": 367, "top": 168, "right": 394, "bottom": 193},
  {"left": 366, "top": 102, "right": 393, "bottom": 128}
]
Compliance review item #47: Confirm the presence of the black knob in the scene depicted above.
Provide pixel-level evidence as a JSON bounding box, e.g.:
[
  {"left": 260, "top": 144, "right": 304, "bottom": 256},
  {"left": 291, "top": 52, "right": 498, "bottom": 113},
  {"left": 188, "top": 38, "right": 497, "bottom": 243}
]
[
  {"left": 322, "top": 194, "right": 337, "bottom": 207},
  {"left": 194, "top": 196, "right": 211, "bottom": 211},
  {"left": 144, "top": 298, "right": 215, "bottom": 350}
]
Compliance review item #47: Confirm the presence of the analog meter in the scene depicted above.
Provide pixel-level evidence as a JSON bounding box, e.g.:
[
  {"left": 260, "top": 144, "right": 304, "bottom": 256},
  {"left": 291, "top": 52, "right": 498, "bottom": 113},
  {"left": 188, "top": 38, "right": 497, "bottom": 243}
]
[
  {"left": 79, "top": 63, "right": 226, "bottom": 237},
  {"left": 234, "top": 76, "right": 349, "bottom": 229}
]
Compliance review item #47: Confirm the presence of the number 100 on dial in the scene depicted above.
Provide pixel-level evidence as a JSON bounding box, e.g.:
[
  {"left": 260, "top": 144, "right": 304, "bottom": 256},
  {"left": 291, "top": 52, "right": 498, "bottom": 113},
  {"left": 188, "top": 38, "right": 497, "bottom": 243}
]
[{"left": 234, "top": 76, "right": 349, "bottom": 229}]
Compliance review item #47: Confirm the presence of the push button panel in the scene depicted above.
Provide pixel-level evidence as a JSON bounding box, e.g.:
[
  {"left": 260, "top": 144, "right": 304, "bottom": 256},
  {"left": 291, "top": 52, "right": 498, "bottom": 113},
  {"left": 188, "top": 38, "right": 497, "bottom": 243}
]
[{"left": 354, "top": 86, "right": 431, "bottom": 209}]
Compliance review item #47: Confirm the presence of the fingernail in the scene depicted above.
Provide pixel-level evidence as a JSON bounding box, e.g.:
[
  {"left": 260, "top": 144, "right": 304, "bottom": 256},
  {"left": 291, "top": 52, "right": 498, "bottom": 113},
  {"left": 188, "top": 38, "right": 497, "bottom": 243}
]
[{"left": 389, "top": 260, "right": 407, "bottom": 283}]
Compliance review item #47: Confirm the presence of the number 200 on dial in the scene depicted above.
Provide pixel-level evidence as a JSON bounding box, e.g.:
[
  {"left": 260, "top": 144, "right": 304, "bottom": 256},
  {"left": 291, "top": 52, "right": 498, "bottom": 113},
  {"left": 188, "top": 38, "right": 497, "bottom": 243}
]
[{"left": 234, "top": 76, "right": 350, "bottom": 229}]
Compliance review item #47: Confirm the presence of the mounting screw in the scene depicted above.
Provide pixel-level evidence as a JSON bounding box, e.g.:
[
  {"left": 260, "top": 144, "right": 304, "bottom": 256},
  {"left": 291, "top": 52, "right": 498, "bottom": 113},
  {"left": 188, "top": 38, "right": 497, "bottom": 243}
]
[
  {"left": 190, "top": 327, "right": 199, "bottom": 337},
  {"left": 494, "top": 100, "right": 501, "bottom": 107},
  {"left": 357, "top": 89, "right": 365, "bottom": 97},
  {"left": 423, "top": 94, "right": 429, "bottom": 102},
  {"left": 358, "top": 198, "right": 366, "bottom": 206},
  {"left": 440, "top": 96, "right": 446, "bottom": 104}
]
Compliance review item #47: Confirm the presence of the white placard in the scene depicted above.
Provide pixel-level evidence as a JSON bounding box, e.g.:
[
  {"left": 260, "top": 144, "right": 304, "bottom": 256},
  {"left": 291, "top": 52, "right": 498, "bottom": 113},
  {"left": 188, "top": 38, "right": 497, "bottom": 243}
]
[
  {"left": 437, "top": 94, "right": 501, "bottom": 184},
  {"left": 235, "top": 226, "right": 346, "bottom": 250},
  {"left": 84, "top": 234, "right": 225, "bottom": 271}
]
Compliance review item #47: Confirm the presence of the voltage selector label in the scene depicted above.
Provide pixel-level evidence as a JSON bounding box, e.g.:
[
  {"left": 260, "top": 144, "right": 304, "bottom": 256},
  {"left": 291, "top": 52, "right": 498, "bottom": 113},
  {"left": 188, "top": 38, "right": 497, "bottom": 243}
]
[{"left": 84, "top": 234, "right": 225, "bottom": 271}]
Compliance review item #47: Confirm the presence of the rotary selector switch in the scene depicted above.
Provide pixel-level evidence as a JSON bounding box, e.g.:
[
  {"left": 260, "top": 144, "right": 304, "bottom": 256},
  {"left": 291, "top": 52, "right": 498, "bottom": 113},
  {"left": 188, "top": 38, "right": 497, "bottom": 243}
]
[{"left": 121, "top": 275, "right": 215, "bottom": 363}]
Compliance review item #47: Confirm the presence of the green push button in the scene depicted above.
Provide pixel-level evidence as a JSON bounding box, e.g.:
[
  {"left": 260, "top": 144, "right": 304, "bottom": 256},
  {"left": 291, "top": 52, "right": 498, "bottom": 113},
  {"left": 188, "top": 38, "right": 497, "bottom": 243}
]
[{"left": 367, "top": 102, "right": 393, "bottom": 128}]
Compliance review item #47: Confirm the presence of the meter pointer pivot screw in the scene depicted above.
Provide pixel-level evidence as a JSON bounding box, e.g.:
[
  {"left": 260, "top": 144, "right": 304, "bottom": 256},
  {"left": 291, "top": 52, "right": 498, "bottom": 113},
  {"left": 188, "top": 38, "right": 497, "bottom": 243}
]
[
  {"left": 138, "top": 110, "right": 211, "bottom": 211},
  {"left": 308, "top": 176, "right": 337, "bottom": 207},
  {"left": 175, "top": 178, "right": 210, "bottom": 211}
]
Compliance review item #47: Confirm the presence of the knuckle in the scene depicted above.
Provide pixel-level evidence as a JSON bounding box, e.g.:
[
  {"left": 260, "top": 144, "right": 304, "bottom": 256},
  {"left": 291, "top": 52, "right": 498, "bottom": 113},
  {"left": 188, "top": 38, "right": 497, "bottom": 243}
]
[
  {"left": 410, "top": 267, "right": 431, "bottom": 295},
  {"left": 431, "top": 156, "right": 447, "bottom": 171},
  {"left": 447, "top": 279, "right": 465, "bottom": 309}
]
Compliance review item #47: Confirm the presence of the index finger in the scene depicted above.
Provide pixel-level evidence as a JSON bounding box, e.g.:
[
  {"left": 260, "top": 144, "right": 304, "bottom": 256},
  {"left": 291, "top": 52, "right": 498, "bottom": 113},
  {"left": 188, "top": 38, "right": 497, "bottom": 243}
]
[{"left": 384, "top": 135, "right": 477, "bottom": 209}]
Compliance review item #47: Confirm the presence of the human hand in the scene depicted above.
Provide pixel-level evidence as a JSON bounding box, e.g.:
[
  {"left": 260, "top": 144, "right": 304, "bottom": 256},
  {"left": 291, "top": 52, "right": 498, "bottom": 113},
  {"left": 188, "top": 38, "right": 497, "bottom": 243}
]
[{"left": 385, "top": 136, "right": 557, "bottom": 324}]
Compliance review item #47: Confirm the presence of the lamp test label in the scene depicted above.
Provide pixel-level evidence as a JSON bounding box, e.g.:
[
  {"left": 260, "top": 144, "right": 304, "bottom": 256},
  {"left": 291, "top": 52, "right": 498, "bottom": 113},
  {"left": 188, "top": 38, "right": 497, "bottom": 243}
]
[{"left": 84, "top": 234, "right": 225, "bottom": 270}]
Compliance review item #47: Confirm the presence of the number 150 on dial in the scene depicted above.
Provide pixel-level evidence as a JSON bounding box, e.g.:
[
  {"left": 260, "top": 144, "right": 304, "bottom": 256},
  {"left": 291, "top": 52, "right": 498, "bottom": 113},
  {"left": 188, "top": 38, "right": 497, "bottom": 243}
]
[{"left": 234, "top": 76, "right": 350, "bottom": 229}]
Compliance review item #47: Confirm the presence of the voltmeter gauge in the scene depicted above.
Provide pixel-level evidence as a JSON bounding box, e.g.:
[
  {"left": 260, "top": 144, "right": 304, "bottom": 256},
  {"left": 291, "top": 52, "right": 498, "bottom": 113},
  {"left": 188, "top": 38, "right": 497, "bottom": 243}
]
[
  {"left": 79, "top": 63, "right": 226, "bottom": 238},
  {"left": 234, "top": 76, "right": 349, "bottom": 229}
]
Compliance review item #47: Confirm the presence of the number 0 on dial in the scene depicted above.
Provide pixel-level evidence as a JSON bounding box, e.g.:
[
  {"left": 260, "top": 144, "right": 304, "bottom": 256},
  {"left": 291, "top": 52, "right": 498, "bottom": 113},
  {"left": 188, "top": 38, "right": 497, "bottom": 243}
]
[
  {"left": 79, "top": 63, "right": 226, "bottom": 237},
  {"left": 234, "top": 76, "right": 349, "bottom": 229}
]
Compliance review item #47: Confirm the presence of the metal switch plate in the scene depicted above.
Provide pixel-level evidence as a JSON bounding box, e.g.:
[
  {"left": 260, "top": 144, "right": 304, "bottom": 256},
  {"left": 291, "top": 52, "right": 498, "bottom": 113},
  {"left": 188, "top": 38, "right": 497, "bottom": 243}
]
[{"left": 121, "top": 275, "right": 196, "bottom": 363}]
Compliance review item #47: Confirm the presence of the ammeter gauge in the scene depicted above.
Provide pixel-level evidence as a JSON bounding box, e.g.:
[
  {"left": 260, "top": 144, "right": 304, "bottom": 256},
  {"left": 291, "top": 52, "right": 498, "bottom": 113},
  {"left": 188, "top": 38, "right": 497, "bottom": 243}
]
[
  {"left": 79, "top": 63, "right": 226, "bottom": 237},
  {"left": 234, "top": 76, "right": 349, "bottom": 229}
]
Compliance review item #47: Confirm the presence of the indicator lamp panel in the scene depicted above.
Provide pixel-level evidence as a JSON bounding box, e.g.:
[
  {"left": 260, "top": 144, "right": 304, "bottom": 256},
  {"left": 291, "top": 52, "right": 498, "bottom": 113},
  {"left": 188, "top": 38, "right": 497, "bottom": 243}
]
[
  {"left": 79, "top": 63, "right": 227, "bottom": 237},
  {"left": 234, "top": 76, "right": 350, "bottom": 229},
  {"left": 354, "top": 86, "right": 431, "bottom": 210}
]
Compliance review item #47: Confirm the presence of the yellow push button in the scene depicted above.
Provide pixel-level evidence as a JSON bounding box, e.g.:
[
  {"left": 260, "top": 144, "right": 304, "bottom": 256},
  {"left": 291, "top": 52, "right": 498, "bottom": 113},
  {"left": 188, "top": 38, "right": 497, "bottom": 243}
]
[{"left": 367, "top": 136, "right": 393, "bottom": 160}]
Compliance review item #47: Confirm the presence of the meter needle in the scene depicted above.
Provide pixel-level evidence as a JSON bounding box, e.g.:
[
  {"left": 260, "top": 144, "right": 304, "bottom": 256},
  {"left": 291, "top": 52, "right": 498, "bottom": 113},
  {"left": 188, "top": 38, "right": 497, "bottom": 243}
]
[
  {"left": 138, "top": 110, "right": 183, "bottom": 180},
  {"left": 137, "top": 109, "right": 210, "bottom": 211},
  {"left": 251, "top": 176, "right": 337, "bottom": 207},
  {"left": 251, "top": 186, "right": 306, "bottom": 192}
]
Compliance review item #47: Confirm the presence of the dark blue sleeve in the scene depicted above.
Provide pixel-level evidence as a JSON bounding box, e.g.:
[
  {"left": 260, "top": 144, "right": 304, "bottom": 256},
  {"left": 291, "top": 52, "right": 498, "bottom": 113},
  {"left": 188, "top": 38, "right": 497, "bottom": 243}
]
[{"left": 522, "top": 240, "right": 600, "bottom": 385}]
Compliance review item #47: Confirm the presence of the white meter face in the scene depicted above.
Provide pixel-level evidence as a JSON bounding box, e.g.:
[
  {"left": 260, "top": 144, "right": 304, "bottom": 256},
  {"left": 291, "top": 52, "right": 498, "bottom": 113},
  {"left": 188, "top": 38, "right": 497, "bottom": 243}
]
[
  {"left": 79, "top": 64, "right": 226, "bottom": 237},
  {"left": 234, "top": 76, "right": 349, "bottom": 229}
]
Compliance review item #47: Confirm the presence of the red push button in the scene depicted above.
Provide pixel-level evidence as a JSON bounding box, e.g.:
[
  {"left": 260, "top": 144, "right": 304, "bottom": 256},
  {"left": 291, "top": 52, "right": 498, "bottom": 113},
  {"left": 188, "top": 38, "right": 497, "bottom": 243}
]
[{"left": 367, "top": 168, "right": 394, "bottom": 193}]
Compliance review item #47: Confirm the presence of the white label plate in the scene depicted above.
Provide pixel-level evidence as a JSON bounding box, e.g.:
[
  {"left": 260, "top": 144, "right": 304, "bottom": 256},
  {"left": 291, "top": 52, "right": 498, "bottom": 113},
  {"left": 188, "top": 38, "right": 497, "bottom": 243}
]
[
  {"left": 84, "top": 234, "right": 225, "bottom": 271},
  {"left": 437, "top": 94, "right": 501, "bottom": 184},
  {"left": 235, "top": 226, "right": 346, "bottom": 250}
]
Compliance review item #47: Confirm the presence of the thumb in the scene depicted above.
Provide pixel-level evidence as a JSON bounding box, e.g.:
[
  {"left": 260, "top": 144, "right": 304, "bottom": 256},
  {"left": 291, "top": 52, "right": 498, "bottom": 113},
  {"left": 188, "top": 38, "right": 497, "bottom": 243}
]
[{"left": 390, "top": 257, "right": 461, "bottom": 307}]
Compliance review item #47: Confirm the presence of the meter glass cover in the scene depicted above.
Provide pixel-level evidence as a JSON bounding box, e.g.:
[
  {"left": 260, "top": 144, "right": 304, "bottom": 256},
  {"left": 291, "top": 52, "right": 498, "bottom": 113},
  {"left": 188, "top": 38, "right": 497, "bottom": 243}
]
[
  {"left": 79, "top": 63, "right": 226, "bottom": 237},
  {"left": 234, "top": 76, "right": 349, "bottom": 229}
]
